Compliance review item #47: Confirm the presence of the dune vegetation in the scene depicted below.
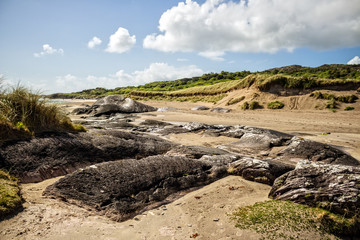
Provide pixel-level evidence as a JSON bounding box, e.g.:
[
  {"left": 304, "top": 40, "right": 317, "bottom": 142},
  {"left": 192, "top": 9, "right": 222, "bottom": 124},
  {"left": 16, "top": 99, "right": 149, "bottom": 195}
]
[
  {"left": 0, "top": 81, "right": 85, "bottom": 143},
  {"left": 48, "top": 64, "right": 360, "bottom": 102}
]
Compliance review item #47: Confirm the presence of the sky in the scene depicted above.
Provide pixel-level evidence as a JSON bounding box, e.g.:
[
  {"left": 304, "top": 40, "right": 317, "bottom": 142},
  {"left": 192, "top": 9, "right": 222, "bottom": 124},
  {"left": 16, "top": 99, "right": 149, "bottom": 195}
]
[{"left": 0, "top": 0, "right": 360, "bottom": 93}]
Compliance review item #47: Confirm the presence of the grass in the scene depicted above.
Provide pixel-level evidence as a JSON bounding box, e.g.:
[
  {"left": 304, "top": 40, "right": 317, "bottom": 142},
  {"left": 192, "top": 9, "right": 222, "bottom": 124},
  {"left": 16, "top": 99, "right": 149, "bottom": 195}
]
[
  {"left": 241, "top": 101, "right": 260, "bottom": 110},
  {"left": 0, "top": 84, "right": 86, "bottom": 143},
  {"left": 0, "top": 170, "right": 22, "bottom": 218},
  {"left": 310, "top": 91, "right": 358, "bottom": 103},
  {"left": 232, "top": 200, "right": 359, "bottom": 239},
  {"left": 344, "top": 106, "right": 355, "bottom": 111},
  {"left": 226, "top": 96, "right": 245, "bottom": 106},
  {"left": 267, "top": 101, "right": 285, "bottom": 109}
]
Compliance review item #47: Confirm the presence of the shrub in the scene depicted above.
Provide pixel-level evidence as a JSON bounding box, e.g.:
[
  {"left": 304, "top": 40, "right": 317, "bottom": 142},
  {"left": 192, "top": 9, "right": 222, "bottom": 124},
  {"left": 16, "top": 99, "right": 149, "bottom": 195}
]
[
  {"left": 241, "top": 101, "right": 260, "bottom": 110},
  {"left": 344, "top": 106, "right": 355, "bottom": 111},
  {"left": 267, "top": 101, "right": 285, "bottom": 109},
  {"left": 337, "top": 94, "right": 358, "bottom": 103},
  {"left": 326, "top": 98, "right": 337, "bottom": 109}
]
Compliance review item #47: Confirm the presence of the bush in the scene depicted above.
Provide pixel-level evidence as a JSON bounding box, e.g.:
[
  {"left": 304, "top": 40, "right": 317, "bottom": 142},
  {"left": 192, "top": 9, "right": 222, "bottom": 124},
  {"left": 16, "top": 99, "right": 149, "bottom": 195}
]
[
  {"left": 267, "top": 101, "right": 285, "bottom": 109},
  {"left": 344, "top": 106, "right": 355, "bottom": 111},
  {"left": 241, "top": 101, "right": 260, "bottom": 110},
  {"left": 326, "top": 98, "right": 337, "bottom": 109},
  {"left": 337, "top": 94, "right": 358, "bottom": 103}
]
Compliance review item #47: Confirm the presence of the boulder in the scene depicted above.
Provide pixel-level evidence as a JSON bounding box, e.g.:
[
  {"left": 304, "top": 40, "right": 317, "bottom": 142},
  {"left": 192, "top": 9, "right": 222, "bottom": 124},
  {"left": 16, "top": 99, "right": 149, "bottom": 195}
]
[
  {"left": 269, "top": 161, "right": 360, "bottom": 217},
  {"left": 229, "top": 157, "right": 294, "bottom": 185},
  {"left": 166, "top": 145, "right": 231, "bottom": 159},
  {"left": 210, "top": 107, "right": 231, "bottom": 113},
  {"left": 191, "top": 106, "right": 210, "bottom": 111},
  {"left": 0, "top": 130, "right": 175, "bottom": 183},
  {"left": 44, "top": 155, "right": 215, "bottom": 222},
  {"left": 277, "top": 137, "right": 359, "bottom": 166},
  {"left": 90, "top": 95, "right": 157, "bottom": 116}
]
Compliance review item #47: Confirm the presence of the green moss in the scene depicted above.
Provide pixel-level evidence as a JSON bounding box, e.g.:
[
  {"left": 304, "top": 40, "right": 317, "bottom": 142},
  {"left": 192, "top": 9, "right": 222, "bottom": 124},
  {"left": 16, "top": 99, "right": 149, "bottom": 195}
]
[
  {"left": 232, "top": 200, "right": 359, "bottom": 239},
  {"left": 267, "top": 101, "right": 285, "bottom": 109},
  {"left": 0, "top": 170, "right": 22, "bottom": 218}
]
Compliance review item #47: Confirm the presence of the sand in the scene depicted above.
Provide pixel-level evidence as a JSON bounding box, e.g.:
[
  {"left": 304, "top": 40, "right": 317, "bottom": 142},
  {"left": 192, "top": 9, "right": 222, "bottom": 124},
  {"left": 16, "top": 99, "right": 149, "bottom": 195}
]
[{"left": 1, "top": 99, "right": 358, "bottom": 239}]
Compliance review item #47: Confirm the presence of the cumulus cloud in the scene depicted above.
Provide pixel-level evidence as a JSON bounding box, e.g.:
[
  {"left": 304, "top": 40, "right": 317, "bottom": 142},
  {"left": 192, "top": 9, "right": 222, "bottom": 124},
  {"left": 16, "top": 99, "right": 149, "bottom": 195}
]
[
  {"left": 347, "top": 56, "right": 360, "bottom": 65},
  {"left": 106, "top": 27, "right": 136, "bottom": 53},
  {"left": 54, "top": 63, "right": 203, "bottom": 93},
  {"left": 144, "top": 0, "right": 360, "bottom": 59},
  {"left": 34, "top": 44, "right": 64, "bottom": 57},
  {"left": 88, "top": 36, "right": 102, "bottom": 49}
]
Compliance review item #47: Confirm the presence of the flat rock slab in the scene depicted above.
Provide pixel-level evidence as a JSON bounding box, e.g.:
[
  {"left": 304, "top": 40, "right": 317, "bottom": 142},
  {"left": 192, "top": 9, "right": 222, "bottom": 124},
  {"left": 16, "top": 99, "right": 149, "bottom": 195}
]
[
  {"left": 269, "top": 161, "right": 360, "bottom": 217},
  {"left": 0, "top": 130, "right": 174, "bottom": 183},
  {"left": 44, "top": 155, "right": 214, "bottom": 222}
]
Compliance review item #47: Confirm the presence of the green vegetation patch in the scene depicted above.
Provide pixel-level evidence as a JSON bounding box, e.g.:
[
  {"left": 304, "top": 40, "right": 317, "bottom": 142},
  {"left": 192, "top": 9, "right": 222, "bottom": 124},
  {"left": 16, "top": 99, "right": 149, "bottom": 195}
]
[
  {"left": 344, "top": 106, "right": 355, "bottom": 111},
  {"left": 310, "top": 91, "right": 358, "bottom": 103},
  {"left": 226, "top": 96, "right": 245, "bottom": 106},
  {"left": 267, "top": 101, "right": 285, "bottom": 109},
  {"left": 241, "top": 101, "right": 260, "bottom": 110},
  {"left": 0, "top": 85, "right": 86, "bottom": 143},
  {"left": 0, "top": 170, "right": 22, "bottom": 218},
  {"left": 232, "top": 200, "right": 359, "bottom": 239}
]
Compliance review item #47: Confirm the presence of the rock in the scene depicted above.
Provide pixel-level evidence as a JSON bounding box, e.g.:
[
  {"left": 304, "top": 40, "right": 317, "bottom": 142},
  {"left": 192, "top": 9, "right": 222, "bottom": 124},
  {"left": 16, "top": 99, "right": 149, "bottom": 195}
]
[
  {"left": 191, "top": 106, "right": 209, "bottom": 111},
  {"left": 210, "top": 108, "right": 231, "bottom": 113},
  {"left": 71, "top": 107, "right": 92, "bottom": 115},
  {"left": 166, "top": 145, "right": 230, "bottom": 159},
  {"left": 0, "top": 130, "right": 175, "bottom": 183},
  {"left": 139, "top": 119, "right": 172, "bottom": 127},
  {"left": 157, "top": 107, "right": 178, "bottom": 112},
  {"left": 182, "top": 122, "right": 211, "bottom": 131},
  {"left": 44, "top": 155, "right": 215, "bottom": 222},
  {"left": 269, "top": 161, "right": 360, "bottom": 217},
  {"left": 277, "top": 137, "right": 359, "bottom": 166},
  {"left": 90, "top": 95, "right": 157, "bottom": 116},
  {"left": 229, "top": 157, "right": 294, "bottom": 185}
]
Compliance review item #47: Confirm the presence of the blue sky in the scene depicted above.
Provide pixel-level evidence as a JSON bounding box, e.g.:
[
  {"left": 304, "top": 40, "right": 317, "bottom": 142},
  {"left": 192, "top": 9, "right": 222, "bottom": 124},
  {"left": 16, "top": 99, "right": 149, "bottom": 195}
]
[{"left": 0, "top": 0, "right": 359, "bottom": 93}]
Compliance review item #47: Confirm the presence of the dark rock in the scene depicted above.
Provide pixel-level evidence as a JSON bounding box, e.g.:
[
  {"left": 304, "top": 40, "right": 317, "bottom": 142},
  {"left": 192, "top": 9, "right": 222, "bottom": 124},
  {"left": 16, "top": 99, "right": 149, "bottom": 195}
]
[
  {"left": 140, "top": 119, "right": 172, "bottom": 127},
  {"left": 72, "top": 107, "right": 92, "bottom": 115},
  {"left": 210, "top": 107, "right": 231, "bottom": 113},
  {"left": 44, "top": 155, "right": 215, "bottom": 222},
  {"left": 166, "top": 145, "right": 230, "bottom": 159},
  {"left": 277, "top": 138, "right": 359, "bottom": 166},
  {"left": 0, "top": 130, "right": 175, "bottom": 183},
  {"left": 229, "top": 157, "right": 294, "bottom": 185},
  {"left": 90, "top": 95, "right": 157, "bottom": 116},
  {"left": 269, "top": 161, "right": 360, "bottom": 217},
  {"left": 191, "top": 106, "right": 210, "bottom": 111}
]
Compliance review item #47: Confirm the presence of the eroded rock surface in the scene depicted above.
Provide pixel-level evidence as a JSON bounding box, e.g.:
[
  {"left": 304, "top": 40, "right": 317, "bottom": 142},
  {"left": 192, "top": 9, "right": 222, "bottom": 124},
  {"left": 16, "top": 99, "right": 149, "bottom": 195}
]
[
  {"left": 0, "top": 130, "right": 174, "bottom": 183},
  {"left": 269, "top": 161, "right": 360, "bottom": 217},
  {"left": 72, "top": 95, "right": 157, "bottom": 116},
  {"left": 44, "top": 155, "right": 215, "bottom": 221}
]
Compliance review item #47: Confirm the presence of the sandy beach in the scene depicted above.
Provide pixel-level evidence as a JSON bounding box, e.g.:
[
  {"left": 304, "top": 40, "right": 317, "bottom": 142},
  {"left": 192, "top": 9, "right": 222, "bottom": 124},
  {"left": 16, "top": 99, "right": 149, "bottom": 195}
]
[{"left": 1, "top": 99, "right": 358, "bottom": 239}]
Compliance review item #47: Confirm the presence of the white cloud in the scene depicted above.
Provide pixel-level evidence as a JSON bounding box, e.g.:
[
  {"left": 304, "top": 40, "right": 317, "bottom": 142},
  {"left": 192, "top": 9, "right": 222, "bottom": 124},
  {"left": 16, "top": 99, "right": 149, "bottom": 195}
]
[
  {"left": 198, "top": 51, "right": 225, "bottom": 61},
  {"left": 144, "top": 0, "right": 360, "bottom": 59},
  {"left": 34, "top": 44, "right": 64, "bottom": 57},
  {"left": 53, "top": 63, "right": 203, "bottom": 93},
  {"left": 106, "top": 27, "right": 136, "bottom": 53},
  {"left": 88, "top": 36, "right": 102, "bottom": 49},
  {"left": 347, "top": 56, "right": 360, "bottom": 65}
]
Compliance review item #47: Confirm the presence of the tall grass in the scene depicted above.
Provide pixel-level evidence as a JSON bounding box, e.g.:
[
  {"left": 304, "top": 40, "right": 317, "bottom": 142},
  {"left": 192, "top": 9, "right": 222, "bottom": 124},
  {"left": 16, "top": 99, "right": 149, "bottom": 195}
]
[{"left": 0, "top": 84, "right": 85, "bottom": 142}]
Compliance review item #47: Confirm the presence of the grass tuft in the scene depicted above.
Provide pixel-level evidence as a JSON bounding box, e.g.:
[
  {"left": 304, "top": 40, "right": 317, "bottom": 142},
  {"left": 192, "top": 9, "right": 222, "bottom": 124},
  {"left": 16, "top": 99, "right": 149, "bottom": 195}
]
[
  {"left": 0, "top": 170, "right": 22, "bottom": 218},
  {"left": 0, "top": 84, "right": 86, "bottom": 143},
  {"left": 226, "top": 96, "right": 245, "bottom": 106},
  {"left": 267, "top": 101, "right": 285, "bottom": 109},
  {"left": 232, "top": 200, "right": 359, "bottom": 239}
]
